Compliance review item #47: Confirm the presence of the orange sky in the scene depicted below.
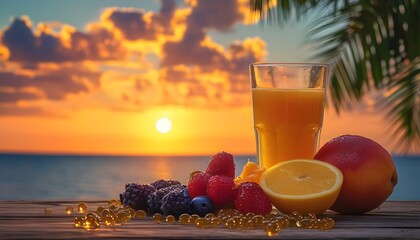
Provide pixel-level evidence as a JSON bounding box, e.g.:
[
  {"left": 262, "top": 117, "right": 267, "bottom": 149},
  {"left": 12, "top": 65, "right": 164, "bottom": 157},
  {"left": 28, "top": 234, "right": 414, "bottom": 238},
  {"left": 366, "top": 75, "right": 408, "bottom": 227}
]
[{"left": 0, "top": 0, "right": 418, "bottom": 156}]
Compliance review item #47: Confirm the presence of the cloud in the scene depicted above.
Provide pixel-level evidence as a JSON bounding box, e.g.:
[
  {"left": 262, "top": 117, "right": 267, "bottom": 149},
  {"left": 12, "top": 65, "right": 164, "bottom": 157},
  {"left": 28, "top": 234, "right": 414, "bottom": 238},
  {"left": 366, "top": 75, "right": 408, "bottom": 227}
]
[
  {"left": 1, "top": 17, "right": 125, "bottom": 62},
  {"left": 187, "top": 0, "right": 245, "bottom": 31},
  {"left": 0, "top": 0, "right": 268, "bottom": 116},
  {"left": 158, "top": 0, "right": 264, "bottom": 102},
  {"left": 99, "top": 1, "right": 265, "bottom": 109},
  {"left": 161, "top": 0, "right": 246, "bottom": 69},
  {"left": 0, "top": 91, "right": 40, "bottom": 103},
  {"left": 104, "top": 0, "right": 177, "bottom": 41},
  {"left": 0, "top": 63, "right": 100, "bottom": 102}
]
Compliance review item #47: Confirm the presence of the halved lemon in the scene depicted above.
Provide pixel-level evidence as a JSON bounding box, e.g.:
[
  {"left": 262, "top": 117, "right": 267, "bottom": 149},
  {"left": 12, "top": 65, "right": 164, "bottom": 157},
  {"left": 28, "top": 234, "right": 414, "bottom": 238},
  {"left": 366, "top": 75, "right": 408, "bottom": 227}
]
[{"left": 259, "top": 159, "right": 343, "bottom": 215}]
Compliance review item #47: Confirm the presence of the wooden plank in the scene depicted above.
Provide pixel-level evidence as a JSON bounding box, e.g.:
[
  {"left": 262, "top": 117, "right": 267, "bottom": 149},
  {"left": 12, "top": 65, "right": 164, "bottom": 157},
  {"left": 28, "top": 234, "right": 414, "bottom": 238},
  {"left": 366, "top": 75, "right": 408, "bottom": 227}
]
[{"left": 0, "top": 201, "right": 419, "bottom": 239}]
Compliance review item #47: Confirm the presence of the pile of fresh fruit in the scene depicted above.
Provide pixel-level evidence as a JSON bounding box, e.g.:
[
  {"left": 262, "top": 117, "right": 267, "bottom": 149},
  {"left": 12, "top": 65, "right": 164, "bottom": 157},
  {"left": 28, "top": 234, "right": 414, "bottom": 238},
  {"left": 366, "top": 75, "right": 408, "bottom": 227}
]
[
  {"left": 71, "top": 134, "right": 398, "bottom": 237},
  {"left": 119, "top": 152, "right": 272, "bottom": 217}
]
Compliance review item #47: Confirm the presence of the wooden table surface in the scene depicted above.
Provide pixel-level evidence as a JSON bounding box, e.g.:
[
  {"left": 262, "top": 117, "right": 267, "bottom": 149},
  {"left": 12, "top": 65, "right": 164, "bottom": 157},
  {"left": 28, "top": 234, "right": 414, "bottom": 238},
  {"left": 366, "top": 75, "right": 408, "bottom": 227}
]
[{"left": 0, "top": 200, "right": 419, "bottom": 239}]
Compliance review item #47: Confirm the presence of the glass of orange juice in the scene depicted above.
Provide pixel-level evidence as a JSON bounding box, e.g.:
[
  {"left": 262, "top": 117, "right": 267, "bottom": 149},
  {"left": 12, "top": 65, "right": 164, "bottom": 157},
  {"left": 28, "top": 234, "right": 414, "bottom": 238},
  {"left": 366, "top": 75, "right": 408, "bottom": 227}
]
[{"left": 250, "top": 63, "right": 330, "bottom": 169}]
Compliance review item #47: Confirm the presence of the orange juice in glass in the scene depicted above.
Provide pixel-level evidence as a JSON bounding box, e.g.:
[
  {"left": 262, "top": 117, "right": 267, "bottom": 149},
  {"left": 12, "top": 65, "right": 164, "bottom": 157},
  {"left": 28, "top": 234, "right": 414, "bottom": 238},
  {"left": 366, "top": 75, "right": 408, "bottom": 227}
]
[{"left": 250, "top": 63, "right": 329, "bottom": 169}]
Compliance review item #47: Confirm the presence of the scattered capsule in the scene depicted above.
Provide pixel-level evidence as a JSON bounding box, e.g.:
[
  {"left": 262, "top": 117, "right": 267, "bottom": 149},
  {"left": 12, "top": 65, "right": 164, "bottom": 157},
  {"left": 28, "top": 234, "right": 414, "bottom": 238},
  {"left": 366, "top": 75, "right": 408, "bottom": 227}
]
[
  {"left": 166, "top": 215, "right": 176, "bottom": 224},
  {"left": 265, "top": 213, "right": 278, "bottom": 220},
  {"left": 84, "top": 217, "right": 100, "bottom": 230},
  {"left": 232, "top": 216, "right": 244, "bottom": 227},
  {"left": 278, "top": 217, "right": 290, "bottom": 228},
  {"left": 251, "top": 215, "right": 264, "bottom": 227},
  {"left": 290, "top": 211, "right": 302, "bottom": 221},
  {"left": 303, "top": 212, "right": 317, "bottom": 220},
  {"left": 188, "top": 214, "right": 199, "bottom": 224},
  {"left": 265, "top": 223, "right": 281, "bottom": 237},
  {"left": 104, "top": 216, "right": 116, "bottom": 226},
  {"left": 100, "top": 208, "right": 111, "bottom": 218},
  {"left": 318, "top": 217, "right": 334, "bottom": 231},
  {"left": 296, "top": 219, "right": 310, "bottom": 228},
  {"left": 134, "top": 210, "right": 147, "bottom": 219},
  {"left": 152, "top": 213, "right": 164, "bottom": 223},
  {"left": 74, "top": 217, "right": 85, "bottom": 228},
  {"left": 225, "top": 218, "right": 236, "bottom": 229},
  {"left": 221, "top": 216, "right": 231, "bottom": 223},
  {"left": 195, "top": 218, "right": 208, "bottom": 228},
  {"left": 77, "top": 202, "right": 88, "bottom": 213},
  {"left": 128, "top": 207, "right": 136, "bottom": 216},
  {"left": 179, "top": 213, "right": 190, "bottom": 224},
  {"left": 109, "top": 210, "right": 117, "bottom": 220},
  {"left": 310, "top": 219, "right": 321, "bottom": 229},
  {"left": 108, "top": 204, "right": 118, "bottom": 211},
  {"left": 245, "top": 212, "right": 255, "bottom": 219},
  {"left": 96, "top": 206, "right": 105, "bottom": 214},
  {"left": 65, "top": 206, "right": 74, "bottom": 215},
  {"left": 44, "top": 208, "right": 53, "bottom": 214},
  {"left": 205, "top": 213, "right": 215, "bottom": 219},
  {"left": 86, "top": 211, "right": 100, "bottom": 220},
  {"left": 241, "top": 219, "right": 254, "bottom": 229},
  {"left": 117, "top": 211, "right": 130, "bottom": 223},
  {"left": 210, "top": 217, "right": 221, "bottom": 226}
]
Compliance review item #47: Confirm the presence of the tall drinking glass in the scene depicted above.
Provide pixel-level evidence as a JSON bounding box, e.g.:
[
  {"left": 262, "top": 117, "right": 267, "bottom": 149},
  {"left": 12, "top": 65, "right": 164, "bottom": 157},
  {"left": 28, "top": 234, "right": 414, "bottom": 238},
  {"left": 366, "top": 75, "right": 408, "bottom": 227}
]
[{"left": 250, "top": 63, "right": 330, "bottom": 169}]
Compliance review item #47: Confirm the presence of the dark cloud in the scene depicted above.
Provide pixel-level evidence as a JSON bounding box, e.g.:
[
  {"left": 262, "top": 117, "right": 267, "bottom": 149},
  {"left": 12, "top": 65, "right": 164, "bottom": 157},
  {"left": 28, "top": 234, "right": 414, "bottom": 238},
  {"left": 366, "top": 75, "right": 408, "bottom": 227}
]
[
  {"left": 162, "top": 28, "right": 227, "bottom": 70},
  {"left": 1, "top": 18, "right": 125, "bottom": 62},
  {"left": 161, "top": 0, "right": 245, "bottom": 70},
  {"left": 1, "top": 18, "right": 37, "bottom": 61},
  {"left": 106, "top": 0, "right": 177, "bottom": 41},
  {"left": 107, "top": 10, "right": 155, "bottom": 40},
  {"left": 0, "top": 91, "right": 40, "bottom": 103},
  {"left": 153, "top": 0, "right": 177, "bottom": 29},
  {"left": 0, "top": 65, "right": 100, "bottom": 102},
  {"left": 188, "top": 0, "right": 243, "bottom": 31}
]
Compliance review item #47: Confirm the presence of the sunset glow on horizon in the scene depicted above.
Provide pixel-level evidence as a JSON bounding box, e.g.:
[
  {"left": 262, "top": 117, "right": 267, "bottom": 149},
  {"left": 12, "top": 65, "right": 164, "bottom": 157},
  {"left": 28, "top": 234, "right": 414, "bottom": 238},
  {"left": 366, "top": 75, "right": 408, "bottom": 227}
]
[{"left": 0, "top": 0, "right": 418, "bottom": 156}]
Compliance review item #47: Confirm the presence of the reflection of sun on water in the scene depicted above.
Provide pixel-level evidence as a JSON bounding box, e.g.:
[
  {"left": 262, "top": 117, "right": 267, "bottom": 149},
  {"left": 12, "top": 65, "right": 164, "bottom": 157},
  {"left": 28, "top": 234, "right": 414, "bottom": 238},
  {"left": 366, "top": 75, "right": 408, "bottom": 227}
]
[{"left": 156, "top": 117, "right": 172, "bottom": 134}]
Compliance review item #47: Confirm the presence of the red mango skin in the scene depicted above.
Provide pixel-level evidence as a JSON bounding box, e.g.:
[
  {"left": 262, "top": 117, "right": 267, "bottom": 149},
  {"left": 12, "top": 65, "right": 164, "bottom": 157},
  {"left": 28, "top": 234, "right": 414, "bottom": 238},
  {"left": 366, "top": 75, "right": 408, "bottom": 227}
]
[{"left": 314, "top": 135, "right": 398, "bottom": 214}]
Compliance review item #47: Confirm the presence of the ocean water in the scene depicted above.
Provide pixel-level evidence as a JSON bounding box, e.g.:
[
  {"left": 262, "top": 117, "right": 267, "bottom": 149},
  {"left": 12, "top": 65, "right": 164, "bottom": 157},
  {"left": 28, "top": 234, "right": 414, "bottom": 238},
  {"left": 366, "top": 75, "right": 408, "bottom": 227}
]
[{"left": 0, "top": 154, "right": 418, "bottom": 200}]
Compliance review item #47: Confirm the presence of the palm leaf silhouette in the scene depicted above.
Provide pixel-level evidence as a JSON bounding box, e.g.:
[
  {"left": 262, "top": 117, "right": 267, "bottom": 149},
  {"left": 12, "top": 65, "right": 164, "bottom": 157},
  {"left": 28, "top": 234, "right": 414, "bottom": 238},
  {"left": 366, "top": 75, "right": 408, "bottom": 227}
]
[{"left": 250, "top": 0, "right": 420, "bottom": 152}]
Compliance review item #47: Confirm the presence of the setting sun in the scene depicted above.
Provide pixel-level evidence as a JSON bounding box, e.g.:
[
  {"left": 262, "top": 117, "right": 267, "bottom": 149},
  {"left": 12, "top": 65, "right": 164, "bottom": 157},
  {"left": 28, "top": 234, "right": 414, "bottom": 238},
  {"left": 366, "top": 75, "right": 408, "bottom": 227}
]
[{"left": 156, "top": 117, "right": 172, "bottom": 134}]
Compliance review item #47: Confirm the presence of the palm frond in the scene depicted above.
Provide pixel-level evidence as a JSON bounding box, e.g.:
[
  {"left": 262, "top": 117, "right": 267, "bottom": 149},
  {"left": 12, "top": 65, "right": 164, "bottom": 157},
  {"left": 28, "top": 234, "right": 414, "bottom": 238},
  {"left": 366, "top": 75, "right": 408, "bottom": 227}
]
[
  {"left": 250, "top": 0, "right": 420, "bottom": 151},
  {"left": 383, "top": 58, "right": 420, "bottom": 152}
]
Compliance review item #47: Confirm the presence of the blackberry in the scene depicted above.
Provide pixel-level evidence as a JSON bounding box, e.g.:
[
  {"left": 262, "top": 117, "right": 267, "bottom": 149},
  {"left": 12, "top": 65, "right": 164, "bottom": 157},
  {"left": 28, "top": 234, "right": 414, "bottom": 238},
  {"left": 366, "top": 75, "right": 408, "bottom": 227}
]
[
  {"left": 151, "top": 179, "right": 181, "bottom": 190},
  {"left": 147, "top": 185, "right": 185, "bottom": 214},
  {"left": 161, "top": 187, "right": 191, "bottom": 218},
  {"left": 120, "top": 183, "right": 156, "bottom": 211}
]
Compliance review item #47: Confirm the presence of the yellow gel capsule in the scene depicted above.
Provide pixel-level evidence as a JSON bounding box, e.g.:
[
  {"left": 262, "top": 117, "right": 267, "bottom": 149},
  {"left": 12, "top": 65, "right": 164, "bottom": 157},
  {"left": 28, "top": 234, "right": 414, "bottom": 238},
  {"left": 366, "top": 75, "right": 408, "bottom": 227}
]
[
  {"left": 178, "top": 213, "right": 190, "bottom": 224},
  {"left": 65, "top": 206, "right": 74, "bottom": 215},
  {"left": 134, "top": 210, "right": 147, "bottom": 219},
  {"left": 166, "top": 215, "right": 176, "bottom": 224},
  {"left": 77, "top": 202, "right": 88, "bottom": 213}
]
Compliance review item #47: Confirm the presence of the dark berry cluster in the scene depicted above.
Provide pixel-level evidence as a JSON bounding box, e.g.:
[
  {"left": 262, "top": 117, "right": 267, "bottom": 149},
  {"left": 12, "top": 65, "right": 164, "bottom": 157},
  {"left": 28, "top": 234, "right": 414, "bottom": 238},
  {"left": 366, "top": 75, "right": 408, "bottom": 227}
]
[{"left": 120, "top": 179, "right": 213, "bottom": 217}]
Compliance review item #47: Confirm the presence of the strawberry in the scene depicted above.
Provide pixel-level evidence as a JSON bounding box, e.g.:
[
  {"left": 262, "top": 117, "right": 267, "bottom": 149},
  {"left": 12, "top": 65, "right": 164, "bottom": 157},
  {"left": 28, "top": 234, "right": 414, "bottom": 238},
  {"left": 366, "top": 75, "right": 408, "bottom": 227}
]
[
  {"left": 206, "top": 151, "right": 235, "bottom": 178},
  {"left": 234, "top": 182, "right": 272, "bottom": 215},
  {"left": 187, "top": 172, "right": 212, "bottom": 199},
  {"left": 207, "top": 175, "right": 236, "bottom": 209}
]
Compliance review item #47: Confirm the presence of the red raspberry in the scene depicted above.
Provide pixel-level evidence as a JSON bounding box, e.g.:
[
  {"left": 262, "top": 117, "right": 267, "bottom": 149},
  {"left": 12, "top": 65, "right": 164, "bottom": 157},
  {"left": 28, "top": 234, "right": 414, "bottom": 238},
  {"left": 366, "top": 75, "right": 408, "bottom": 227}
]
[
  {"left": 187, "top": 172, "right": 212, "bottom": 199},
  {"left": 206, "top": 151, "right": 235, "bottom": 178},
  {"left": 234, "top": 182, "right": 272, "bottom": 215},
  {"left": 207, "top": 175, "right": 235, "bottom": 209}
]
